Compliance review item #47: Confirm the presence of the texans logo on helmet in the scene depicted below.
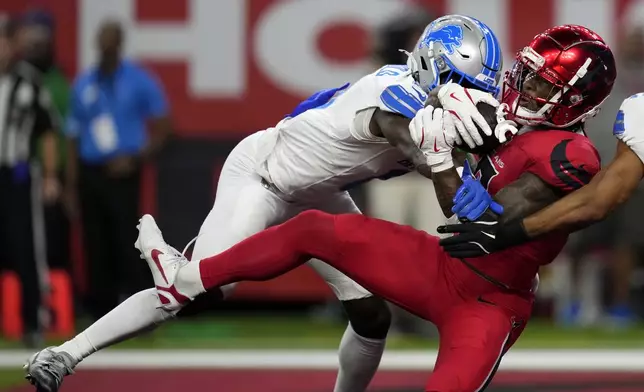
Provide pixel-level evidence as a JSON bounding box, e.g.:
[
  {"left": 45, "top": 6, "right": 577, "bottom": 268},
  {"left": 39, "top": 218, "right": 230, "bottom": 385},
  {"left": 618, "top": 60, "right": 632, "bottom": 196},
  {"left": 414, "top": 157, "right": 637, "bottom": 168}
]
[{"left": 420, "top": 25, "right": 463, "bottom": 55}]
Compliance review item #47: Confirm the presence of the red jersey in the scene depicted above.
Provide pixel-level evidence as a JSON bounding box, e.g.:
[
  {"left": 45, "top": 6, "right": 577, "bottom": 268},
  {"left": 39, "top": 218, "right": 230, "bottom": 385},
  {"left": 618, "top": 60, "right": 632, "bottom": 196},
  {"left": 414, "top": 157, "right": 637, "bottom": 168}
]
[{"left": 469, "top": 129, "right": 600, "bottom": 291}]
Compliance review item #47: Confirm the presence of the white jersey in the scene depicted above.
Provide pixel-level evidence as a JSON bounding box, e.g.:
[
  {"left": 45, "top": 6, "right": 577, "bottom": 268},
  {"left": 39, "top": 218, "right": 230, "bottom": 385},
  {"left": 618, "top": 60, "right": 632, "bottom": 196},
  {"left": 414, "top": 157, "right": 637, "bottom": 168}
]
[
  {"left": 614, "top": 93, "right": 644, "bottom": 163},
  {"left": 255, "top": 65, "right": 429, "bottom": 201}
]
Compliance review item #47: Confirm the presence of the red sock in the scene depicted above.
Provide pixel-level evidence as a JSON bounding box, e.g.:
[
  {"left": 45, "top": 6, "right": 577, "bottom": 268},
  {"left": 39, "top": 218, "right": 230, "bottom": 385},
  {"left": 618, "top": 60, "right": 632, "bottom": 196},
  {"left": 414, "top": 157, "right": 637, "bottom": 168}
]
[{"left": 198, "top": 210, "right": 340, "bottom": 290}]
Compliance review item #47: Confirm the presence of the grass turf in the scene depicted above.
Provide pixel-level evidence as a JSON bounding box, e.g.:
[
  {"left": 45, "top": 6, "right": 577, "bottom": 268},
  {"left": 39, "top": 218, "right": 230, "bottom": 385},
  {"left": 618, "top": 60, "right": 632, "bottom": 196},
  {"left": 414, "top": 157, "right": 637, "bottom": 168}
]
[
  {"left": 2, "top": 316, "right": 644, "bottom": 351},
  {"left": 0, "top": 370, "right": 24, "bottom": 390}
]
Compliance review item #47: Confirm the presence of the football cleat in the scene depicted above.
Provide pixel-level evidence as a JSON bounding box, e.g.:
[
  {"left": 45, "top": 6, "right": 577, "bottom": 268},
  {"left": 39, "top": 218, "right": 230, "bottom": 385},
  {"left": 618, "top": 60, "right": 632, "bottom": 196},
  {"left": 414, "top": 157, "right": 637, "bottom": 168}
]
[
  {"left": 135, "top": 214, "right": 192, "bottom": 310},
  {"left": 24, "top": 347, "right": 76, "bottom": 392}
]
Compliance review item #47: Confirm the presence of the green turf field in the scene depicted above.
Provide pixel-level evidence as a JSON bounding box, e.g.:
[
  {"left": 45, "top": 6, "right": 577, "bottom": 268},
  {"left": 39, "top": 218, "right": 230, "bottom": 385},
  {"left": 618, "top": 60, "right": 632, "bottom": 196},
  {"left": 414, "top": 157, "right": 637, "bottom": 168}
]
[
  {"left": 2, "top": 315, "right": 644, "bottom": 351},
  {"left": 0, "top": 370, "right": 23, "bottom": 389},
  {"left": 2, "top": 316, "right": 644, "bottom": 390}
]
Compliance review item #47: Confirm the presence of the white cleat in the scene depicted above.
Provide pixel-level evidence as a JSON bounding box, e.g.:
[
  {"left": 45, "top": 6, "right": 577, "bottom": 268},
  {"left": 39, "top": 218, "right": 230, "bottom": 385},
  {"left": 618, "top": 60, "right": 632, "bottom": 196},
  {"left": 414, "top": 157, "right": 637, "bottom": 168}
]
[{"left": 135, "top": 214, "right": 191, "bottom": 310}]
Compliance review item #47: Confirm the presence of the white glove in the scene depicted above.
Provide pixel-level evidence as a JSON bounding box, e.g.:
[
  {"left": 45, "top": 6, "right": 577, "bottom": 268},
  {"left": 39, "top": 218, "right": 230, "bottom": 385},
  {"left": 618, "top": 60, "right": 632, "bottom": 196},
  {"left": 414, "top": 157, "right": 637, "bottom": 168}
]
[
  {"left": 409, "top": 106, "right": 461, "bottom": 172},
  {"left": 614, "top": 93, "right": 644, "bottom": 163},
  {"left": 437, "top": 81, "right": 500, "bottom": 149},
  {"left": 494, "top": 103, "right": 519, "bottom": 143}
]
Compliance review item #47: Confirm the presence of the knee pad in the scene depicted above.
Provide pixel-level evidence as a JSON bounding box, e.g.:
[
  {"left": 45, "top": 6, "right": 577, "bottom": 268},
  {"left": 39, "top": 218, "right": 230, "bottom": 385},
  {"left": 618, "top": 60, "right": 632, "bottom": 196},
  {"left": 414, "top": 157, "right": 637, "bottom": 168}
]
[
  {"left": 342, "top": 296, "right": 391, "bottom": 339},
  {"left": 176, "top": 287, "right": 227, "bottom": 318}
]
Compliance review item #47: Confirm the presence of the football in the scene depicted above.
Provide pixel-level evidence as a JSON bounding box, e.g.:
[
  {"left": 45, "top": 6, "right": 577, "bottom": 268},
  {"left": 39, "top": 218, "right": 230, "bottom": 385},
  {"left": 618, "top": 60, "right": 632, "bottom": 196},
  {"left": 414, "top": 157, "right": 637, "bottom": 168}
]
[{"left": 426, "top": 88, "right": 502, "bottom": 155}]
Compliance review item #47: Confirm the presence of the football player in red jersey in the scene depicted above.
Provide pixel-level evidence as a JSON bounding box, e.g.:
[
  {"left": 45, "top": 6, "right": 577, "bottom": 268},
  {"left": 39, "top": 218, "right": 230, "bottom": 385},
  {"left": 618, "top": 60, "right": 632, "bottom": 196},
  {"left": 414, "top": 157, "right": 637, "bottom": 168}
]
[
  {"left": 136, "top": 25, "right": 613, "bottom": 391},
  {"left": 438, "top": 30, "right": 644, "bottom": 260}
]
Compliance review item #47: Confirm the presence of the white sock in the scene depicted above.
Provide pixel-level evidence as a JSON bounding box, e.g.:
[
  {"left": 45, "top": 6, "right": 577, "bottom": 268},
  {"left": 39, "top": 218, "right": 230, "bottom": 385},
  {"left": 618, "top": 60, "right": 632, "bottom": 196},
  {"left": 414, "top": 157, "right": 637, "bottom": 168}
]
[
  {"left": 175, "top": 259, "right": 206, "bottom": 299},
  {"left": 333, "top": 324, "right": 386, "bottom": 392},
  {"left": 53, "top": 289, "right": 179, "bottom": 363}
]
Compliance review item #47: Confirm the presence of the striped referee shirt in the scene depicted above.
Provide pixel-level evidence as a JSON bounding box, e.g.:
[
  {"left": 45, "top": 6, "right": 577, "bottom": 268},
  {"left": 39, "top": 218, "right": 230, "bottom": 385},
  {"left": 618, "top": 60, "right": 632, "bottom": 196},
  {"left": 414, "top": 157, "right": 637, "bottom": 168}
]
[{"left": 0, "top": 61, "right": 58, "bottom": 167}]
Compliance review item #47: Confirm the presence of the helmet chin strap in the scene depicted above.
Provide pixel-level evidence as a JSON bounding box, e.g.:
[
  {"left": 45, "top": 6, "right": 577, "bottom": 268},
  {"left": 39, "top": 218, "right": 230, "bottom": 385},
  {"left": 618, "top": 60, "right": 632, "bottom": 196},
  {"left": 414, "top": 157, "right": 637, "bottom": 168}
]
[
  {"left": 400, "top": 49, "right": 417, "bottom": 73},
  {"left": 425, "top": 41, "right": 441, "bottom": 90}
]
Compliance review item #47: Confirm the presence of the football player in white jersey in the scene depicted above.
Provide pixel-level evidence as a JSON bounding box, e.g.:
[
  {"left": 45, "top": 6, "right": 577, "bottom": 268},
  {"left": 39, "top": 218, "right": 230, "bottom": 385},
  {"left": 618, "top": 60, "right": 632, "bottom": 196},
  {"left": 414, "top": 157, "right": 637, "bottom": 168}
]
[{"left": 25, "top": 14, "right": 502, "bottom": 392}]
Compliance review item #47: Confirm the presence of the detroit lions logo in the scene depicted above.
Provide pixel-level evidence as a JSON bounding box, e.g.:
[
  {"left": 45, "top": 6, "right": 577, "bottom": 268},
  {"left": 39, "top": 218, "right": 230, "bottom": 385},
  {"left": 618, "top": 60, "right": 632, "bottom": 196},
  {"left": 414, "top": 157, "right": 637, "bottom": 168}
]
[{"left": 420, "top": 25, "right": 463, "bottom": 55}]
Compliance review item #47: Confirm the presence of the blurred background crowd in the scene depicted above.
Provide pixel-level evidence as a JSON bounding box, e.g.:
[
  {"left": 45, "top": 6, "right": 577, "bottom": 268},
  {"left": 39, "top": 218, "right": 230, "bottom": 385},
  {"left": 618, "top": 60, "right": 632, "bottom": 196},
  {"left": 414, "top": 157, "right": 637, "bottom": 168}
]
[{"left": 0, "top": 0, "right": 643, "bottom": 354}]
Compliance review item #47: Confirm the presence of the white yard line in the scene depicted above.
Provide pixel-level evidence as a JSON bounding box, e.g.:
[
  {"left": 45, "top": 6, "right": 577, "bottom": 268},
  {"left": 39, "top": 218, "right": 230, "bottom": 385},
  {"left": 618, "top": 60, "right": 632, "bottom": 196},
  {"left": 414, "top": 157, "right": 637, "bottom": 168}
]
[{"left": 3, "top": 349, "right": 644, "bottom": 371}]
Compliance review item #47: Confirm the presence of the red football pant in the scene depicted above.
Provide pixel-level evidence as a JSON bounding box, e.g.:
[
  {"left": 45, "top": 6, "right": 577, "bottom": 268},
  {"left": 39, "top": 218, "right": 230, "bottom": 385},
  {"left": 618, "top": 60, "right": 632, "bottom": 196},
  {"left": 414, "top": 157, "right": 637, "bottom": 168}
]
[{"left": 198, "top": 210, "right": 533, "bottom": 391}]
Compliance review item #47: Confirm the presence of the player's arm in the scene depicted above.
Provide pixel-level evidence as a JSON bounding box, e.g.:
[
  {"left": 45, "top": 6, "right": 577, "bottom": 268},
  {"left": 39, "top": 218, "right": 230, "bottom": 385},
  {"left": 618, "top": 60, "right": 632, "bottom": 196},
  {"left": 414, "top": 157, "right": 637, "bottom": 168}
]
[
  {"left": 439, "top": 169, "right": 560, "bottom": 226},
  {"left": 372, "top": 105, "right": 469, "bottom": 219},
  {"left": 371, "top": 108, "right": 433, "bottom": 179},
  {"left": 494, "top": 172, "right": 561, "bottom": 224},
  {"left": 522, "top": 141, "right": 643, "bottom": 236},
  {"left": 430, "top": 167, "right": 464, "bottom": 218},
  {"left": 438, "top": 170, "right": 566, "bottom": 257},
  {"left": 372, "top": 81, "right": 466, "bottom": 181},
  {"left": 521, "top": 93, "right": 644, "bottom": 236},
  {"left": 372, "top": 82, "right": 481, "bottom": 204},
  {"left": 439, "top": 137, "right": 603, "bottom": 257}
]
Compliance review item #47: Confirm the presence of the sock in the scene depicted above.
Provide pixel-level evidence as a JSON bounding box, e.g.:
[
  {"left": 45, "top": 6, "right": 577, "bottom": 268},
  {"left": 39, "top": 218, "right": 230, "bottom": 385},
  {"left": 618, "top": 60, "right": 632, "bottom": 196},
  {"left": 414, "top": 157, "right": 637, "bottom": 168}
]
[
  {"left": 333, "top": 324, "right": 386, "bottom": 392},
  {"left": 175, "top": 211, "right": 339, "bottom": 299},
  {"left": 53, "top": 289, "right": 178, "bottom": 363},
  {"left": 579, "top": 255, "right": 602, "bottom": 325}
]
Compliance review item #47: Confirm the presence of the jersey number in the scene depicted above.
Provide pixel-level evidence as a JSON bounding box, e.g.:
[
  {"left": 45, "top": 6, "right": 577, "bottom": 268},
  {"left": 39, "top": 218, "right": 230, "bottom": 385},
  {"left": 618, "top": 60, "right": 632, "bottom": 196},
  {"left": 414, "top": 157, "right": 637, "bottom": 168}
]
[
  {"left": 474, "top": 156, "right": 499, "bottom": 190},
  {"left": 341, "top": 169, "right": 409, "bottom": 191}
]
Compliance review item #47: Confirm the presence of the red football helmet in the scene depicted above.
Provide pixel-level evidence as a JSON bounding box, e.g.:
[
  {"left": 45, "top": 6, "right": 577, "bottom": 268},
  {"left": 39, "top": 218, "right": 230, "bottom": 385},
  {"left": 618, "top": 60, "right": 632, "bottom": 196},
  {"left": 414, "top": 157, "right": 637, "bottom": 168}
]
[{"left": 501, "top": 25, "right": 616, "bottom": 128}]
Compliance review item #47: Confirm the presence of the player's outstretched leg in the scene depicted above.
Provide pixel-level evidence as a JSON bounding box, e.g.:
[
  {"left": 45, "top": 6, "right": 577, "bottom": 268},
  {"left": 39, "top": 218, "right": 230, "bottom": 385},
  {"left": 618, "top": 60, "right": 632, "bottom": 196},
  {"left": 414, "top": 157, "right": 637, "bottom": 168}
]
[
  {"left": 135, "top": 211, "right": 339, "bottom": 307},
  {"left": 144, "top": 211, "right": 440, "bottom": 320},
  {"left": 24, "top": 217, "right": 190, "bottom": 391},
  {"left": 136, "top": 212, "right": 396, "bottom": 392},
  {"left": 24, "top": 288, "right": 177, "bottom": 392},
  {"left": 425, "top": 300, "right": 528, "bottom": 392},
  {"left": 334, "top": 299, "right": 390, "bottom": 392}
]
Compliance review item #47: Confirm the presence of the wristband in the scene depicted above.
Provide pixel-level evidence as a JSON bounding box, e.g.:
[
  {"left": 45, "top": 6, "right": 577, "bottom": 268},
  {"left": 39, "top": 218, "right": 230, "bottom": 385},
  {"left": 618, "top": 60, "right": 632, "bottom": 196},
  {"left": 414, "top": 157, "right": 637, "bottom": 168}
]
[
  {"left": 431, "top": 159, "right": 454, "bottom": 173},
  {"left": 496, "top": 219, "right": 530, "bottom": 248},
  {"left": 430, "top": 155, "right": 454, "bottom": 173}
]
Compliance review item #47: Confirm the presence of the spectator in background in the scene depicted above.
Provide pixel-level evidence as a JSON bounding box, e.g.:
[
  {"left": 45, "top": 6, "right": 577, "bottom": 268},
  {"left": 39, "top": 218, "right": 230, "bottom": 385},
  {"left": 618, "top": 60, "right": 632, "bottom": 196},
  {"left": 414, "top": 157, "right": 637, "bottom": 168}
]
[
  {"left": 0, "top": 15, "right": 60, "bottom": 347},
  {"left": 367, "top": 8, "right": 439, "bottom": 337},
  {"left": 66, "top": 20, "right": 172, "bottom": 321},
  {"left": 17, "top": 10, "right": 71, "bottom": 273}
]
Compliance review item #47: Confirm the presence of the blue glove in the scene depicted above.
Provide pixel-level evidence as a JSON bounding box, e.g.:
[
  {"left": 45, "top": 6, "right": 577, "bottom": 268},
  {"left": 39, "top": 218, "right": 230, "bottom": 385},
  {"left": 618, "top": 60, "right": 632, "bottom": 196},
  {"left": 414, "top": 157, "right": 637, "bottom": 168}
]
[
  {"left": 451, "top": 160, "right": 504, "bottom": 221},
  {"left": 287, "top": 83, "right": 350, "bottom": 118}
]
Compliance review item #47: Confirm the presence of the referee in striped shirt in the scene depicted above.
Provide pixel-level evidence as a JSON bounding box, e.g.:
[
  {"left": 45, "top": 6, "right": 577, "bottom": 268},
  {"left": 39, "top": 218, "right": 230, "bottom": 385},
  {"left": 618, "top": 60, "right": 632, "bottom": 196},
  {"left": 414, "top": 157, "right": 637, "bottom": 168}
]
[{"left": 0, "top": 16, "right": 60, "bottom": 347}]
